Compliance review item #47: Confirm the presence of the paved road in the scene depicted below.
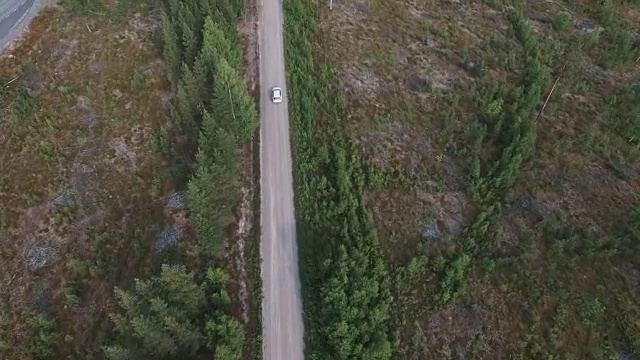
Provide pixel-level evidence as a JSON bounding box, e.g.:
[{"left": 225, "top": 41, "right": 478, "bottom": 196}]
[
  {"left": 0, "top": 0, "right": 41, "bottom": 52},
  {"left": 258, "top": 0, "right": 304, "bottom": 357}
]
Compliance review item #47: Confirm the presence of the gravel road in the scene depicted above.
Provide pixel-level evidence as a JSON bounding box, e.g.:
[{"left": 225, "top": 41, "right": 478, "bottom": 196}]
[{"left": 258, "top": 0, "right": 305, "bottom": 357}]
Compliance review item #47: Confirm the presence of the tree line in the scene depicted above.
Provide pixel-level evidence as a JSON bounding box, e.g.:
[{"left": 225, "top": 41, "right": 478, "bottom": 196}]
[
  {"left": 284, "top": 0, "right": 395, "bottom": 359},
  {"left": 104, "top": 0, "right": 257, "bottom": 358},
  {"left": 432, "top": 9, "right": 550, "bottom": 306}
]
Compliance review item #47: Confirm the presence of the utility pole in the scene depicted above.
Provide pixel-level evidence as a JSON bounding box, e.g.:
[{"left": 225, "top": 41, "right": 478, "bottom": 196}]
[{"left": 330, "top": 0, "right": 333, "bottom": 10}]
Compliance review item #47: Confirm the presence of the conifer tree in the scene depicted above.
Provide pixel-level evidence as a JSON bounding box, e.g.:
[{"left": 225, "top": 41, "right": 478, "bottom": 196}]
[
  {"left": 166, "top": 0, "right": 181, "bottom": 19},
  {"left": 207, "top": 315, "right": 245, "bottom": 360},
  {"left": 198, "top": 0, "right": 218, "bottom": 24},
  {"left": 198, "top": 110, "right": 239, "bottom": 173},
  {"left": 102, "top": 345, "right": 132, "bottom": 360},
  {"left": 203, "top": 268, "right": 245, "bottom": 360},
  {"left": 181, "top": 22, "right": 198, "bottom": 66},
  {"left": 191, "top": 54, "right": 211, "bottom": 105},
  {"left": 161, "top": 9, "right": 182, "bottom": 88},
  {"left": 200, "top": 17, "right": 242, "bottom": 77},
  {"left": 103, "top": 265, "right": 206, "bottom": 358},
  {"left": 216, "top": 0, "right": 238, "bottom": 25},
  {"left": 187, "top": 154, "right": 236, "bottom": 257},
  {"left": 212, "top": 58, "right": 258, "bottom": 142},
  {"left": 175, "top": 64, "right": 199, "bottom": 130}
]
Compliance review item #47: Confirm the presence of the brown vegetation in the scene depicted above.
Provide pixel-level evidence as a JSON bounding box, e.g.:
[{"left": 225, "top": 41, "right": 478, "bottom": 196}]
[{"left": 290, "top": 0, "right": 640, "bottom": 357}]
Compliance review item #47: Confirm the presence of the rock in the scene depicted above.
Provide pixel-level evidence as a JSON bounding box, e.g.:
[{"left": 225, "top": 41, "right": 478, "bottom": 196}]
[
  {"left": 405, "top": 77, "right": 430, "bottom": 91},
  {"left": 87, "top": 61, "right": 106, "bottom": 74},
  {"left": 580, "top": 19, "right": 597, "bottom": 34},
  {"left": 456, "top": 60, "right": 485, "bottom": 77},
  {"left": 618, "top": 349, "right": 640, "bottom": 360},
  {"left": 50, "top": 187, "right": 76, "bottom": 209},
  {"left": 155, "top": 225, "right": 183, "bottom": 252},
  {"left": 27, "top": 245, "right": 54, "bottom": 272},
  {"left": 509, "top": 196, "right": 552, "bottom": 219},
  {"left": 165, "top": 191, "right": 188, "bottom": 210},
  {"left": 422, "top": 220, "right": 441, "bottom": 239},
  {"left": 537, "top": 14, "right": 553, "bottom": 25},
  {"left": 456, "top": 60, "right": 475, "bottom": 72}
]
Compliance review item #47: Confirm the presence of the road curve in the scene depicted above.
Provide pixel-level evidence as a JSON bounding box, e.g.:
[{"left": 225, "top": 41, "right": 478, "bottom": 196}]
[
  {"left": 258, "top": 0, "right": 305, "bottom": 357},
  {"left": 0, "top": 0, "right": 42, "bottom": 52}
]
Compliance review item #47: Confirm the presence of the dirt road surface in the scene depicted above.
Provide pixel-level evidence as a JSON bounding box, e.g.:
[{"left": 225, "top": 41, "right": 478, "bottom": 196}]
[{"left": 258, "top": 0, "right": 305, "bottom": 357}]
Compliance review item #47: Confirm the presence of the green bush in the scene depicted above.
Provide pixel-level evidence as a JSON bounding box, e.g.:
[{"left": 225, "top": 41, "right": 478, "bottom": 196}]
[
  {"left": 63, "top": 280, "right": 82, "bottom": 309},
  {"left": 437, "top": 253, "right": 471, "bottom": 304},
  {"left": 601, "top": 21, "right": 639, "bottom": 68},
  {"left": 13, "top": 86, "right": 37, "bottom": 120},
  {"left": 552, "top": 12, "right": 572, "bottom": 31},
  {"left": 577, "top": 297, "right": 605, "bottom": 327},
  {"left": 23, "top": 313, "right": 60, "bottom": 360}
]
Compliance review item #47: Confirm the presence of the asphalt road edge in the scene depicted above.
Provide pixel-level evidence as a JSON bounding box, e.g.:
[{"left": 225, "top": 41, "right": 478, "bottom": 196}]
[{"left": 0, "top": 0, "right": 45, "bottom": 54}]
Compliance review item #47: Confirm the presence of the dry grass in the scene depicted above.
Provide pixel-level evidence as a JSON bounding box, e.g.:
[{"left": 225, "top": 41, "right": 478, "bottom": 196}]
[
  {"left": 319, "top": 0, "right": 640, "bottom": 357},
  {"left": 0, "top": 6, "right": 194, "bottom": 358}
]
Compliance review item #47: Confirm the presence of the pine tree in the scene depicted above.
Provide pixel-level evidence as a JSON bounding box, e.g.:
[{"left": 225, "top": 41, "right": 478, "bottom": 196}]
[
  {"left": 166, "top": 0, "right": 181, "bottom": 19},
  {"left": 211, "top": 58, "right": 257, "bottom": 142},
  {"left": 176, "top": 64, "right": 200, "bottom": 130},
  {"left": 198, "top": 0, "right": 218, "bottom": 24},
  {"left": 202, "top": 268, "right": 244, "bottom": 360},
  {"left": 206, "top": 315, "right": 245, "bottom": 360},
  {"left": 198, "top": 110, "right": 239, "bottom": 173},
  {"left": 176, "top": 2, "right": 200, "bottom": 65},
  {"left": 101, "top": 345, "right": 133, "bottom": 360},
  {"left": 106, "top": 265, "right": 206, "bottom": 358},
  {"left": 216, "top": 0, "right": 238, "bottom": 25},
  {"left": 180, "top": 59, "right": 209, "bottom": 119},
  {"left": 191, "top": 54, "right": 211, "bottom": 105},
  {"left": 174, "top": 83, "right": 197, "bottom": 149},
  {"left": 181, "top": 22, "right": 198, "bottom": 66},
  {"left": 229, "top": 0, "right": 245, "bottom": 20},
  {"left": 187, "top": 155, "right": 236, "bottom": 257},
  {"left": 200, "top": 17, "right": 242, "bottom": 78},
  {"left": 161, "top": 9, "right": 182, "bottom": 88}
]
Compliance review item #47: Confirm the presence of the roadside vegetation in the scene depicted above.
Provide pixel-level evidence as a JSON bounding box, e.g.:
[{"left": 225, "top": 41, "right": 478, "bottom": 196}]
[
  {"left": 286, "top": 0, "right": 640, "bottom": 358},
  {"left": 0, "top": 0, "right": 260, "bottom": 358},
  {"left": 285, "top": 1, "right": 395, "bottom": 359}
]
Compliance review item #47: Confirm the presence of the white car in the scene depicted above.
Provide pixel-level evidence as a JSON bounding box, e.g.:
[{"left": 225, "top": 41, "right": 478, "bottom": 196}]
[{"left": 271, "top": 86, "right": 283, "bottom": 104}]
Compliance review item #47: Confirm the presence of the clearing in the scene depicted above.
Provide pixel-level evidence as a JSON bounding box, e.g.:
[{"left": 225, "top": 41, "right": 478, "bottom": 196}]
[{"left": 288, "top": 0, "right": 640, "bottom": 358}]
